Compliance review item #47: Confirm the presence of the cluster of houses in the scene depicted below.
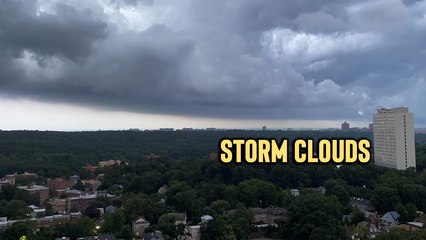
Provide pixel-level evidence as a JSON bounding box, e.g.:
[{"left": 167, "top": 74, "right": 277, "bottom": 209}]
[
  {"left": 4, "top": 169, "right": 426, "bottom": 239},
  {"left": 0, "top": 163, "right": 116, "bottom": 232},
  {"left": 131, "top": 206, "right": 288, "bottom": 240},
  {"left": 348, "top": 197, "right": 424, "bottom": 239},
  {"left": 289, "top": 187, "right": 425, "bottom": 239}
]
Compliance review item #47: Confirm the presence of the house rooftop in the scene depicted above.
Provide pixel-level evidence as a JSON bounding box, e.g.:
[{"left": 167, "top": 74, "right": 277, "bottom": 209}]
[
  {"left": 386, "top": 211, "right": 400, "bottom": 221},
  {"left": 171, "top": 213, "right": 187, "bottom": 221},
  {"left": 77, "top": 234, "right": 116, "bottom": 240},
  {"left": 17, "top": 185, "right": 48, "bottom": 191}
]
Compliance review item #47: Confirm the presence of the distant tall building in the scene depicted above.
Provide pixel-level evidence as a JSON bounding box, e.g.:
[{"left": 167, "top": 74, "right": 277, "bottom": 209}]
[
  {"left": 262, "top": 125, "right": 267, "bottom": 131},
  {"left": 341, "top": 122, "right": 350, "bottom": 131},
  {"left": 369, "top": 123, "right": 374, "bottom": 132},
  {"left": 373, "top": 107, "right": 416, "bottom": 170}
]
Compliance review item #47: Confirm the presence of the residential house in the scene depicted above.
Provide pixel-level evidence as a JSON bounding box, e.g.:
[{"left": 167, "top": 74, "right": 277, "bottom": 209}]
[
  {"left": 105, "top": 205, "right": 117, "bottom": 214},
  {"left": 158, "top": 185, "right": 168, "bottom": 194},
  {"left": 381, "top": 211, "right": 400, "bottom": 226},
  {"left": 141, "top": 232, "right": 161, "bottom": 240},
  {"left": 290, "top": 189, "right": 299, "bottom": 197},
  {"left": 77, "top": 234, "right": 116, "bottom": 240},
  {"left": 200, "top": 215, "right": 213, "bottom": 224},
  {"left": 185, "top": 225, "right": 201, "bottom": 240},
  {"left": 251, "top": 207, "right": 288, "bottom": 226},
  {"left": 133, "top": 218, "right": 150, "bottom": 237},
  {"left": 356, "top": 221, "right": 381, "bottom": 239},
  {"left": 393, "top": 222, "right": 424, "bottom": 232},
  {"left": 350, "top": 197, "right": 376, "bottom": 212},
  {"left": 171, "top": 213, "right": 187, "bottom": 225}
]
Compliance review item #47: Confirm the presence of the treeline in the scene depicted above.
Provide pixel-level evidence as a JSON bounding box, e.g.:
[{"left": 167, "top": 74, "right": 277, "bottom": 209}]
[{"left": 0, "top": 129, "right": 375, "bottom": 176}]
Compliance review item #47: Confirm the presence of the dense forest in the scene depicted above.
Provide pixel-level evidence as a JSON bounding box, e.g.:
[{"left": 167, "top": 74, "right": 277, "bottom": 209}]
[
  {"left": 1, "top": 130, "right": 426, "bottom": 239},
  {"left": 0, "top": 129, "right": 375, "bottom": 175},
  {"left": 1, "top": 129, "right": 426, "bottom": 176}
]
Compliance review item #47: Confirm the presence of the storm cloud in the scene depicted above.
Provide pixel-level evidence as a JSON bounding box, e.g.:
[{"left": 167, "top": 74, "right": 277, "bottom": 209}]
[{"left": 1, "top": 0, "right": 426, "bottom": 123}]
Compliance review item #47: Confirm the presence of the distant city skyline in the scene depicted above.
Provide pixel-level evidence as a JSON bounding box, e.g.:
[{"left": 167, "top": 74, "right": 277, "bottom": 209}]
[{"left": 0, "top": 98, "right": 370, "bottom": 131}]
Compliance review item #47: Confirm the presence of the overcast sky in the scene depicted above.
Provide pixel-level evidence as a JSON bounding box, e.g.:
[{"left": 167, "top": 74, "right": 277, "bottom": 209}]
[{"left": 1, "top": 0, "right": 426, "bottom": 130}]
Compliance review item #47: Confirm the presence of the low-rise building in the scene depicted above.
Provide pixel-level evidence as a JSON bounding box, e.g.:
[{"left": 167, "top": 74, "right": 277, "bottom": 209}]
[
  {"left": 82, "top": 164, "right": 98, "bottom": 172},
  {"left": 186, "top": 225, "right": 201, "bottom": 240},
  {"left": 290, "top": 189, "right": 299, "bottom": 197},
  {"left": 37, "top": 212, "right": 81, "bottom": 227},
  {"left": 171, "top": 213, "right": 187, "bottom": 225},
  {"left": 48, "top": 198, "right": 68, "bottom": 213},
  {"left": 55, "top": 189, "right": 82, "bottom": 198},
  {"left": 47, "top": 178, "right": 73, "bottom": 191},
  {"left": 200, "top": 215, "right": 213, "bottom": 224},
  {"left": 82, "top": 179, "right": 101, "bottom": 191},
  {"left": 0, "top": 212, "right": 82, "bottom": 230},
  {"left": 251, "top": 207, "right": 288, "bottom": 226},
  {"left": 99, "top": 160, "right": 122, "bottom": 168},
  {"left": 30, "top": 206, "right": 46, "bottom": 218},
  {"left": 393, "top": 222, "right": 424, "bottom": 232},
  {"left": 0, "top": 179, "right": 13, "bottom": 189},
  {"left": 357, "top": 221, "right": 381, "bottom": 239},
  {"left": 141, "top": 232, "right": 161, "bottom": 240},
  {"left": 6, "top": 172, "right": 37, "bottom": 181},
  {"left": 133, "top": 218, "right": 150, "bottom": 237},
  {"left": 68, "top": 194, "right": 98, "bottom": 212},
  {"left": 17, "top": 184, "right": 49, "bottom": 206},
  {"left": 77, "top": 234, "right": 116, "bottom": 240}
]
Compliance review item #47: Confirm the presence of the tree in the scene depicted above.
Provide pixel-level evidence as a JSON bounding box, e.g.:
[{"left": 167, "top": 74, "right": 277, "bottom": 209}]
[
  {"left": 210, "top": 200, "right": 231, "bottom": 216},
  {"left": 201, "top": 216, "right": 236, "bottom": 240},
  {"left": 2, "top": 200, "right": 30, "bottom": 219},
  {"left": 45, "top": 203, "right": 54, "bottom": 216},
  {"left": 237, "top": 179, "right": 278, "bottom": 207},
  {"left": 102, "top": 210, "right": 126, "bottom": 234},
  {"left": 395, "top": 203, "right": 418, "bottom": 223},
  {"left": 348, "top": 226, "right": 369, "bottom": 240},
  {"left": 328, "top": 184, "right": 350, "bottom": 205},
  {"left": 286, "top": 193, "right": 343, "bottom": 240},
  {"left": 84, "top": 204, "right": 101, "bottom": 219},
  {"left": 2, "top": 221, "right": 36, "bottom": 240},
  {"left": 74, "top": 180, "right": 85, "bottom": 191},
  {"left": 54, "top": 216, "right": 97, "bottom": 239},
  {"left": 351, "top": 207, "right": 365, "bottom": 225},
  {"left": 372, "top": 185, "right": 401, "bottom": 212},
  {"left": 157, "top": 214, "right": 185, "bottom": 240},
  {"left": 123, "top": 195, "right": 166, "bottom": 224}
]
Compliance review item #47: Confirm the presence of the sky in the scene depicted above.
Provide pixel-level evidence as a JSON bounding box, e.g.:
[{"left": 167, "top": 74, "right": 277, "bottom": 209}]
[{"left": 1, "top": 0, "right": 426, "bottom": 130}]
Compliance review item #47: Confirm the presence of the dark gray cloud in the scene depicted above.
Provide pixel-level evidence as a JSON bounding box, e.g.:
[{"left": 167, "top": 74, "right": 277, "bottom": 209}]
[
  {"left": 1, "top": 0, "right": 426, "bottom": 124},
  {"left": 0, "top": 0, "right": 108, "bottom": 60}
]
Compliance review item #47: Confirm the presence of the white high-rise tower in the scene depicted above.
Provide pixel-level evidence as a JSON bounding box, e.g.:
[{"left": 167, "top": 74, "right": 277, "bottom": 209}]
[{"left": 373, "top": 107, "right": 416, "bottom": 170}]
